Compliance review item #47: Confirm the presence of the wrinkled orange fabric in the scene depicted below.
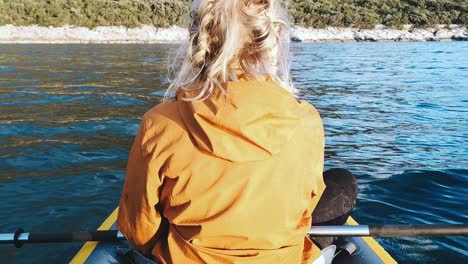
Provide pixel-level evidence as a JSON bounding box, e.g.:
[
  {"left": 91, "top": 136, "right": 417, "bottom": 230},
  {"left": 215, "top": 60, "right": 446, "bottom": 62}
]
[{"left": 117, "top": 75, "right": 326, "bottom": 264}]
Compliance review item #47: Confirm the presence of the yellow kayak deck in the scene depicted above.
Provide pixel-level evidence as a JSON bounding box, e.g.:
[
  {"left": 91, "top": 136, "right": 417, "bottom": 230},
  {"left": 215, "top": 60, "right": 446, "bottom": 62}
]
[{"left": 70, "top": 207, "right": 397, "bottom": 263}]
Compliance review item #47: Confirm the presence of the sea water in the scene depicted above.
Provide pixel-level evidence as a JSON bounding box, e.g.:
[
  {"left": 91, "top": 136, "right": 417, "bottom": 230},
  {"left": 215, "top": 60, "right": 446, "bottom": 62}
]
[{"left": 0, "top": 42, "right": 466, "bottom": 263}]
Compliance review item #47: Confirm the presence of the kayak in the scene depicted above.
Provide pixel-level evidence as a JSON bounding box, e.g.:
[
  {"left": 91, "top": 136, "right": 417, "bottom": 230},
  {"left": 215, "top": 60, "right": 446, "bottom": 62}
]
[{"left": 70, "top": 207, "right": 397, "bottom": 264}]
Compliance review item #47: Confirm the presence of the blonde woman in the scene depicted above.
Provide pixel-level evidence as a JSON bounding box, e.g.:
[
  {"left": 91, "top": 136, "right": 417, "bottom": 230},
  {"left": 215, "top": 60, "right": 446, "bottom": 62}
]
[{"left": 117, "top": 0, "right": 357, "bottom": 263}]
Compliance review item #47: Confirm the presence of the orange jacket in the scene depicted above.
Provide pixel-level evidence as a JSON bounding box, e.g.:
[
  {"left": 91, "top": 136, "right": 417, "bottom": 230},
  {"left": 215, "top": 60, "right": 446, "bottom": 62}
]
[{"left": 117, "top": 76, "right": 326, "bottom": 264}]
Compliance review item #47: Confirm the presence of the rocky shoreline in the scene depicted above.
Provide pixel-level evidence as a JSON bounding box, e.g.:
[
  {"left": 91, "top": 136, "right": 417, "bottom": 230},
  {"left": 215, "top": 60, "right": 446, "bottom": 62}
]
[
  {"left": 292, "top": 25, "right": 467, "bottom": 42},
  {"left": 0, "top": 24, "right": 466, "bottom": 43}
]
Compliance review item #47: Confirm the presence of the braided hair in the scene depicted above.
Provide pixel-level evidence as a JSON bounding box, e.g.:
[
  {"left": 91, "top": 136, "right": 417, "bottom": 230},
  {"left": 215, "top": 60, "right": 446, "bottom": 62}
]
[{"left": 166, "top": 0, "right": 292, "bottom": 101}]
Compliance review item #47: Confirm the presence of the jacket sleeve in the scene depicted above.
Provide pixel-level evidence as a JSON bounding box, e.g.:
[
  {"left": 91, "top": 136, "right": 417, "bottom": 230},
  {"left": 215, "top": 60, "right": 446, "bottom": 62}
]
[
  {"left": 308, "top": 145, "right": 326, "bottom": 215},
  {"left": 302, "top": 150, "right": 326, "bottom": 263},
  {"left": 300, "top": 99, "right": 326, "bottom": 215},
  {"left": 299, "top": 100, "right": 327, "bottom": 263},
  {"left": 116, "top": 116, "right": 165, "bottom": 256}
]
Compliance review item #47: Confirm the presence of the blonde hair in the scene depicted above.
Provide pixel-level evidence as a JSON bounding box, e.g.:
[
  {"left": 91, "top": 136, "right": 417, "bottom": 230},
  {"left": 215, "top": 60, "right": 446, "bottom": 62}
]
[{"left": 165, "top": 0, "right": 293, "bottom": 101}]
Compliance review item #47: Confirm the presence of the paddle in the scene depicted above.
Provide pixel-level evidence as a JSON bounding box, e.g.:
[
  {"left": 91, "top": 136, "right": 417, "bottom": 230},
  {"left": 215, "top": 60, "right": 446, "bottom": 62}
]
[
  {"left": 1, "top": 225, "right": 467, "bottom": 247},
  {"left": 307, "top": 224, "right": 468, "bottom": 237},
  {"left": 0, "top": 230, "right": 124, "bottom": 248}
]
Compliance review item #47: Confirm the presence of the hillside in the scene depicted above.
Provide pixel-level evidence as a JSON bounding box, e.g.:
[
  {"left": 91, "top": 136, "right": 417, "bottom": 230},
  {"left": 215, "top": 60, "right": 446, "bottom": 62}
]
[{"left": 0, "top": 0, "right": 466, "bottom": 29}]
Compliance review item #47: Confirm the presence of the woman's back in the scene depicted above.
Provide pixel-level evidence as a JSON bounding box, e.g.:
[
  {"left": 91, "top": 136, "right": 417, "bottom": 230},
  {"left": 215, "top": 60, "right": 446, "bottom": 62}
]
[
  {"left": 117, "top": 77, "right": 325, "bottom": 263},
  {"left": 117, "top": 1, "right": 326, "bottom": 263}
]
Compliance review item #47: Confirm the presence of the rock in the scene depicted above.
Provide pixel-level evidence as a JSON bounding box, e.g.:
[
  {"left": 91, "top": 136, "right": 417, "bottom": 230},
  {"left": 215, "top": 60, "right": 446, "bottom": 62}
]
[
  {"left": 409, "top": 29, "right": 434, "bottom": 41},
  {"left": 291, "top": 26, "right": 355, "bottom": 42},
  {"left": 0, "top": 24, "right": 14, "bottom": 40},
  {"left": 434, "top": 29, "right": 453, "bottom": 40},
  {"left": 452, "top": 29, "right": 468, "bottom": 40}
]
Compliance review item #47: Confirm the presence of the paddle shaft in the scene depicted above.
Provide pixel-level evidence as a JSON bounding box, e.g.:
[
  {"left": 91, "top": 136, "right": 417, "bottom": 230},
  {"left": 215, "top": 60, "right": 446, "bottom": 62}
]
[
  {"left": 0, "top": 230, "right": 125, "bottom": 246},
  {"left": 1, "top": 225, "right": 467, "bottom": 246},
  {"left": 307, "top": 224, "right": 468, "bottom": 237}
]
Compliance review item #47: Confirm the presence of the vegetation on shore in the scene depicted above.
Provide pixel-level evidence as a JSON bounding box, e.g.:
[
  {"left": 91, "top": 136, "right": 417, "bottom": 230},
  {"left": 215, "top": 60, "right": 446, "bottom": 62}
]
[
  {"left": 0, "top": 0, "right": 466, "bottom": 29},
  {"left": 290, "top": 0, "right": 467, "bottom": 29}
]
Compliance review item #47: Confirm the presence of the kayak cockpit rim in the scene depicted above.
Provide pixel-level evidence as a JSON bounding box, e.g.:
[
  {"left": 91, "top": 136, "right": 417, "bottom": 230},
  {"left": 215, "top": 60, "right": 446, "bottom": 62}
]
[{"left": 70, "top": 207, "right": 397, "bottom": 263}]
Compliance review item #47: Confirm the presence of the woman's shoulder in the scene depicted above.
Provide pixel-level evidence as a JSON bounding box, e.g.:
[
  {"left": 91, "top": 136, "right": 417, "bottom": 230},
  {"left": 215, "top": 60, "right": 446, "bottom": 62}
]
[
  {"left": 141, "top": 100, "right": 185, "bottom": 135},
  {"left": 297, "top": 99, "right": 321, "bottom": 119},
  {"left": 296, "top": 99, "right": 324, "bottom": 135}
]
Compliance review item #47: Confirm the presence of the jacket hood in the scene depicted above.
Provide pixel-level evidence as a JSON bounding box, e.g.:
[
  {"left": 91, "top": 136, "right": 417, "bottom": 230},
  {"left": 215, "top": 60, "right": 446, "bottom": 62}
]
[{"left": 176, "top": 76, "right": 302, "bottom": 163}]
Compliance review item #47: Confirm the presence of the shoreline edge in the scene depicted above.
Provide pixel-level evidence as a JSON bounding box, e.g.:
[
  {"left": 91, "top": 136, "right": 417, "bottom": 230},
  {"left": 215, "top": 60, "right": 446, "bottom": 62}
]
[{"left": 0, "top": 24, "right": 466, "bottom": 44}]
